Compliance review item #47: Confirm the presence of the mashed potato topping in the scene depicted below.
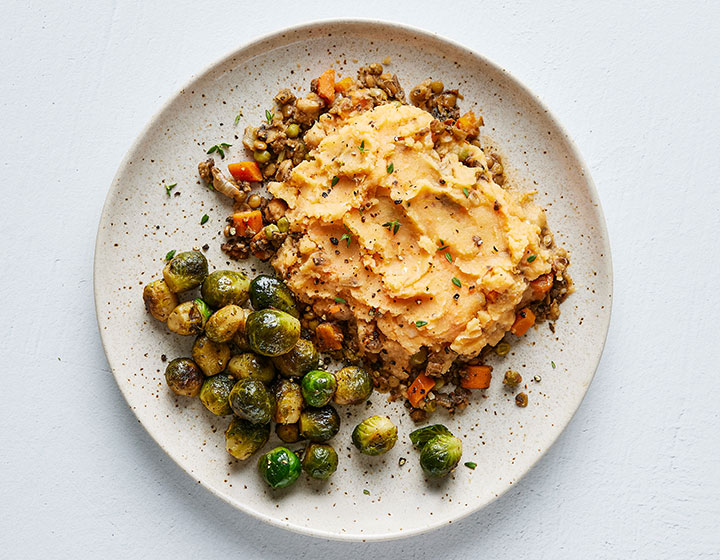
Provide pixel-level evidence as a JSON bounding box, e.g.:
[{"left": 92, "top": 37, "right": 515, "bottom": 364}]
[{"left": 270, "top": 103, "right": 559, "bottom": 377}]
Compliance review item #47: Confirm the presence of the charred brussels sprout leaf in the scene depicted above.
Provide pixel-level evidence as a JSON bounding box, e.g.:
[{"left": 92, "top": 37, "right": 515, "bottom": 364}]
[
  {"left": 351, "top": 415, "right": 398, "bottom": 456},
  {"left": 299, "top": 405, "right": 340, "bottom": 442},
  {"left": 302, "top": 443, "right": 338, "bottom": 480},
  {"left": 143, "top": 279, "right": 178, "bottom": 322},
  {"left": 165, "top": 358, "right": 204, "bottom": 397},
  {"left": 167, "top": 300, "right": 207, "bottom": 335},
  {"left": 301, "top": 370, "right": 336, "bottom": 407},
  {"left": 226, "top": 352, "right": 275, "bottom": 384},
  {"left": 246, "top": 309, "right": 301, "bottom": 357},
  {"left": 273, "top": 379, "right": 304, "bottom": 424},
  {"left": 249, "top": 275, "right": 299, "bottom": 318},
  {"left": 419, "top": 434, "right": 463, "bottom": 477},
  {"left": 225, "top": 416, "right": 270, "bottom": 460},
  {"left": 272, "top": 339, "right": 319, "bottom": 378},
  {"left": 333, "top": 366, "right": 373, "bottom": 405},
  {"left": 191, "top": 334, "right": 231, "bottom": 376},
  {"left": 228, "top": 378, "right": 275, "bottom": 425},
  {"left": 409, "top": 424, "right": 453, "bottom": 449},
  {"left": 257, "top": 447, "right": 301, "bottom": 489},
  {"left": 205, "top": 305, "right": 246, "bottom": 343},
  {"left": 162, "top": 251, "right": 208, "bottom": 293},
  {"left": 275, "top": 422, "right": 302, "bottom": 443},
  {"left": 201, "top": 270, "right": 250, "bottom": 309},
  {"left": 199, "top": 373, "right": 235, "bottom": 415}
]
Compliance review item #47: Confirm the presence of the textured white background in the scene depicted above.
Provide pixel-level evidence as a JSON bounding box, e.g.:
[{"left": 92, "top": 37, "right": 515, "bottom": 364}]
[{"left": 2, "top": 1, "right": 719, "bottom": 558}]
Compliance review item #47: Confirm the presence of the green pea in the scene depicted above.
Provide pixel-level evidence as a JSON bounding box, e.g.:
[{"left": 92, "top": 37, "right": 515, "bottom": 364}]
[
  {"left": 286, "top": 124, "right": 300, "bottom": 138},
  {"left": 254, "top": 150, "right": 272, "bottom": 164}
]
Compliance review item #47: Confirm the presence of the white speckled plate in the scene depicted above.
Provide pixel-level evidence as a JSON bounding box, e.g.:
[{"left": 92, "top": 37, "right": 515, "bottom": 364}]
[{"left": 94, "top": 20, "right": 612, "bottom": 541}]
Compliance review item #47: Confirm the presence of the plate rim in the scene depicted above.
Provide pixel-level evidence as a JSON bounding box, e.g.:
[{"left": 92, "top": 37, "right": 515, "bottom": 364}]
[{"left": 94, "top": 17, "right": 613, "bottom": 542}]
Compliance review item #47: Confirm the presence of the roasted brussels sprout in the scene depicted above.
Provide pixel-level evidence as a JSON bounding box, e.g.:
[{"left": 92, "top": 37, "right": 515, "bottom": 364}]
[
  {"left": 299, "top": 405, "right": 340, "bottom": 442},
  {"left": 257, "top": 447, "right": 301, "bottom": 489},
  {"left": 273, "top": 379, "right": 304, "bottom": 424},
  {"left": 165, "top": 357, "right": 204, "bottom": 397},
  {"left": 225, "top": 416, "right": 270, "bottom": 460},
  {"left": 249, "top": 275, "right": 299, "bottom": 318},
  {"left": 199, "top": 373, "right": 235, "bottom": 415},
  {"left": 232, "top": 328, "right": 252, "bottom": 352},
  {"left": 246, "top": 309, "right": 301, "bottom": 357},
  {"left": 351, "top": 415, "right": 398, "bottom": 456},
  {"left": 409, "top": 424, "right": 453, "bottom": 449},
  {"left": 419, "top": 434, "right": 463, "bottom": 477},
  {"left": 163, "top": 250, "right": 208, "bottom": 292},
  {"left": 333, "top": 366, "right": 373, "bottom": 405},
  {"left": 275, "top": 422, "right": 302, "bottom": 443},
  {"left": 200, "top": 270, "right": 250, "bottom": 309},
  {"left": 228, "top": 378, "right": 275, "bottom": 425},
  {"left": 143, "top": 279, "right": 179, "bottom": 322},
  {"left": 301, "top": 370, "right": 336, "bottom": 407},
  {"left": 226, "top": 353, "right": 275, "bottom": 384},
  {"left": 167, "top": 300, "right": 207, "bottom": 335},
  {"left": 205, "top": 305, "right": 246, "bottom": 343},
  {"left": 302, "top": 443, "right": 338, "bottom": 480},
  {"left": 191, "top": 334, "right": 231, "bottom": 376},
  {"left": 272, "top": 339, "right": 319, "bottom": 378}
]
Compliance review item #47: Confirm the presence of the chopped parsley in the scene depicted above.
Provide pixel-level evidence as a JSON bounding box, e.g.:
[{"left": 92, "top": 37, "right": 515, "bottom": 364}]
[
  {"left": 415, "top": 320, "right": 428, "bottom": 327},
  {"left": 265, "top": 109, "right": 273, "bottom": 124},
  {"left": 340, "top": 232, "right": 352, "bottom": 247},
  {"left": 200, "top": 214, "right": 209, "bottom": 225},
  {"left": 358, "top": 140, "right": 365, "bottom": 153},
  {"left": 452, "top": 277, "right": 462, "bottom": 288},
  {"left": 165, "top": 249, "right": 176, "bottom": 261},
  {"left": 445, "top": 252, "right": 453, "bottom": 263},
  {"left": 334, "top": 296, "right": 347, "bottom": 304},
  {"left": 165, "top": 182, "right": 177, "bottom": 196},
  {"left": 527, "top": 254, "right": 537, "bottom": 262},
  {"left": 382, "top": 219, "right": 401, "bottom": 235},
  {"left": 207, "top": 143, "right": 231, "bottom": 158},
  {"left": 387, "top": 162, "right": 394, "bottom": 174},
  {"left": 463, "top": 187, "right": 469, "bottom": 198},
  {"left": 234, "top": 112, "right": 243, "bottom": 125},
  {"left": 331, "top": 175, "right": 339, "bottom": 187},
  {"left": 464, "top": 462, "right": 477, "bottom": 470}
]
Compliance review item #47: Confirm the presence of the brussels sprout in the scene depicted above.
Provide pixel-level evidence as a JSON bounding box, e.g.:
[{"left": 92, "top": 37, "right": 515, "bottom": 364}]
[
  {"left": 199, "top": 373, "right": 235, "bottom": 415},
  {"left": 299, "top": 405, "right": 340, "bottom": 442},
  {"left": 225, "top": 416, "right": 270, "bottom": 460},
  {"left": 143, "top": 279, "right": 179, "bottom": 322},
  {"left": 246, "top": 309, "right": 301, "bottom": 357},
  {"left": 419, "top": 434, "right": 463, "bottom": 477},
  {"left": 409, "top": 424, "right": 453, "bottom": 449},
  {"left": 302, "top": 443, "right": 338, "bottom": 480},
  {"left": 201, "top": 270, "right": 250, "bottom": 309},
  {"left": 257, "top": 447, "right": 302, "bottom": 489},
  {"left": 351, "top": 415, "right": 398, "bottom": 456},
  {"left": 275, "top": 422, "right": 302, "bottom": 444},
  {"left": 226, "top": 353, "right": 275, "bottom": 384},
  {"left": 229, "top": 378, "right": 275, "bottom": 425},
  {"left": 163, "top": 251, "right": 208, "bottom": 293},
  {"left": 249, "top": 275, "right": 299, "bottom": 318},
  {"left": 191, "top": 334, "right": 231, "bottom": 376},
  {"left": 167, "top": 300, "right": 207, "bottom": 335},
  {"left": 273, "top": 379, "right": 304, "bottom": 424},
  {"left": 333, "top": 366, "right": 373, "bottom": 405},
  {"left": 205, "top": 305, "right": 246, "bottom": 343},
  {"left": 272, "top": 339, "right": 319, "bottom": 378},
  {"left": 165, "top": 357, "right": 204, "bottom": 397},
  {"left": 301, "top": 370, "right": 336, "bottom": 407},
  {"left": 232, "top": 327, "right": 252, "bottom": 352}
]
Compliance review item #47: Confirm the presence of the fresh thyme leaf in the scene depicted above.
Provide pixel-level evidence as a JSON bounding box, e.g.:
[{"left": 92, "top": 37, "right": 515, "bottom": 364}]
[
  {"left": 415, "top": 320, "right": 428, "bottom": 327},
  {"left": 463, "top": 187, "right": 469, "bottom": 198},
  {"left": 551, "top": 361, "right": 556, "bottom": 369},
  {"left": 382, "top": 219, "right": 401, "bottom": 235},
  {"left": 165, "top": 250, "right": 176, "bottom": 261},
  {"left": 165, "top": 182, "right": 177, "bottom": 196},
  {"left": 265, "top": 110, "right": 273, "bottom": 124},
  {"left": 334, "top": 296, "right": 347, "bottom": 304},
  {"left": 363, "top": 489, "right": 370, "bottom": 495},
  {"left": 527, "top": 254, "right": 537, "bottom": 262},
  {"left": 200, "top": 214, "right": 209, "bottom": 225},
  {"left": 387, "top": 162, "right": 394, "bottom": 174},
  {"left": 234, "top": 112, "right": 242, "bottom": 125},
  {"left": 359, "top": 140, "right": 365, "bottom": 152},
  {"left": 452, "top": 277, "right": 461, "bottom": 288},
  {"left": 445, "top": 252, "right": 453, "bottom": 263},
  {"left": 207, "top": 143, "right": 231, "bottom": 159},
  {"left": 331, "top": 175, "right": 339, "bottom": 187},
  {"left": 340, "top": 232, "right": 352, "bottom": 247}
]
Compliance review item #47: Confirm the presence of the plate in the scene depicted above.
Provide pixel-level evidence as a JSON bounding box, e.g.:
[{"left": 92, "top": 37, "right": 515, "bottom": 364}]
[{"left": 94, "top": 20, "right": 612, "bottom": 541}]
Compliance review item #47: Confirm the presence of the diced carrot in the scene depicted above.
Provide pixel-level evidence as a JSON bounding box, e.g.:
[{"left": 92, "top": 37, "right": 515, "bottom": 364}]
[
  {"left": 511, "top": 307, "right": 536, "bottom": 337},
  {"left": 530, "top": 273, "right": 554, "bottom": 301},
  {"left": 317, "top": 69, "right": 335, "bottom": 104},
  {"left": 327, "top": 304, "right": 342, "bottom": 315},
  {"left": 232, "top": 210, "right": 263, "bottom": 237},
  {"left": 227, "top": 161, "right": 262, "bottom": 182},
  {"left": 460, "top": 365, "right": 493, "bottom": 389},
  {"left": 315, "top": 322, "right": 343, "bottom": 351},
  {"left": 455, "top": 111, "right": 480, "bottom": 137},
  {"left": 334, "top": 76, "right": 354, "bottom": 93},
  {"left": 408, "top": 373, "right": 436, "bottom": 408}
]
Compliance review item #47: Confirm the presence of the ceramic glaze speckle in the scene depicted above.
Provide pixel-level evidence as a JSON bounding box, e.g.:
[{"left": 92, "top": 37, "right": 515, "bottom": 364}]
[{"left": 94, "top": 21, "right": 612, "bottom": 541}]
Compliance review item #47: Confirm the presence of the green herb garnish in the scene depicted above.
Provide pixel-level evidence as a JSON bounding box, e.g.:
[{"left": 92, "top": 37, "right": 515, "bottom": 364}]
[
  {"left": 551, "top": 361, "right": 556, "bottom": 369},
  {"left": 437, "top": 239, "right": 449, "bottom": 251},
  {"left": 445, "top": 252, "right": 453, "bottom": 263},
  {"left": 340, "top": 232, "right": 352, "bottom": 247},
  {"left": 462, "top": 187, "right": 469, "bottom": 198},
  {"left": 165, "top": 249, "right": 176, "bottom": 261},
  {"left": 265, "top": 109, "right": 273, "bottom": 124},
  {"left": 464, "top": 462, "right": 477, "bottom": 470},
  {"left": 363, "top": 489, "right": 370, "bottom": 495},
  {"left": 234, "top": 112, "right": 242, "bottom": 125},
  {"left": 387, "top": 162, "right": 394, "bottom": 174},
  {"left": 331, "top": 175, "right": 339, "bottom": 187},
  {"left": 527, "top": 254, "right": 537, "bottom": 262},
  {"left": 382, "top": 219, "right": 401, "bottom": 235},
  {"left": 415, "top": 320, "right": 428, "bottom": 327},
  {"left": 207, "top": 142, "right": 231, "bottom": 158},
  {"left": 334, "top": 296, "right": 347, "bottom": 304},
  {"left": 200, "top": 214, "right": 209, "bottom": 225},
  {"left": 165, "top": 182, "right": 177, "bottom": 196},
  {"left": 358, "top": 140, "right": 365, "bottom": 153},
  {"left": 452, "top": 277, "right": 461, "bottom": 288}
]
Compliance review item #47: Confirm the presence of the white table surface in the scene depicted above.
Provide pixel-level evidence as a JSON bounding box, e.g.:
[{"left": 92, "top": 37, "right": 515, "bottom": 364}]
[{"left": 2, "top": 1, "right": 719, "bottom": 557}]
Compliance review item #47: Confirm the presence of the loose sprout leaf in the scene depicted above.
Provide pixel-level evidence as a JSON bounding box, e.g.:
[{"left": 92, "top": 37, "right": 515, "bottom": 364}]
[
  {"left": 165, "top": 182, "right": 177, "bottom": 196},
  {"left": 334, "top": 296, "right": 346, "bottom": 304},
  {"left": 452, "top": 277, "right": 461, "bottom": 288},
  {"left": 165, "top": 249, "right": 176, "bottom": 261},
  {"left": 527, "top": 254, "right": 537, "bottom": 262},
  {"left": 200, "top": 214, "right": 209, "bottom": 225},
  {"left": 415, "top": 320, "right": 428, "bottom": 327},
  {"left": 409, "top": 424, "right": 452, "bottom": 449},
  {"left": 207, "top": 145, "right": 217, "bottom": 154},
  {"left": 331, "top": 175, "right": 339, "bottom": 187},
  {"left": 464, "top": 462, "right": 477, "bottom": 469},
  {"left": 387, "top": 162, "right": 394, "bottom": 174}
]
